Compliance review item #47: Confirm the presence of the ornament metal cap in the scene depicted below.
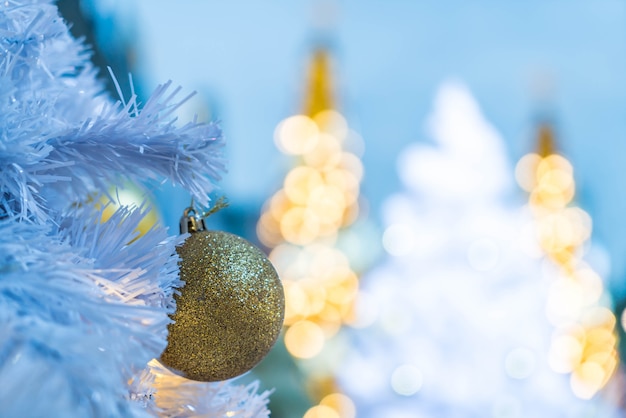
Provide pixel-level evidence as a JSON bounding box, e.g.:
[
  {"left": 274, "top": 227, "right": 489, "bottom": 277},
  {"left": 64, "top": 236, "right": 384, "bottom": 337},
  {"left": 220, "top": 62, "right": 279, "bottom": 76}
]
[{"left": 179, "top": 207, "right": 206, "bottom": 234}]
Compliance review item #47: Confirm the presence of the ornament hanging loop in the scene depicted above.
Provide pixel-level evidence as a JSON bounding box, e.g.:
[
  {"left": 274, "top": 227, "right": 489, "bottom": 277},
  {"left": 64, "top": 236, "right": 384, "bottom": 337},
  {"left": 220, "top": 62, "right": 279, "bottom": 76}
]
[{"left": 180, "top": 207, "right": 206, "bottom": 234}]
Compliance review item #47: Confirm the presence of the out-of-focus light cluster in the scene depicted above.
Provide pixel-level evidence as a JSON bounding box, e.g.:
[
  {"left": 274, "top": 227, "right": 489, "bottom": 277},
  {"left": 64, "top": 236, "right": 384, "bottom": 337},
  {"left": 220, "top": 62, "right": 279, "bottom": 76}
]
[
  {"left": 257, "top": 48, "right": 362, "bottom": 417},
  {"left": 258, "top": 110, "right": 363, "bottom": 248},
  {"left": 276, "top": 244, "right": 360, "bottom": 356},
  {"left": 258, "top": 109, "right": 363, "bottom": 360},
  {"left": 515, "top": 126, "right": 618, "bottom": 399}
]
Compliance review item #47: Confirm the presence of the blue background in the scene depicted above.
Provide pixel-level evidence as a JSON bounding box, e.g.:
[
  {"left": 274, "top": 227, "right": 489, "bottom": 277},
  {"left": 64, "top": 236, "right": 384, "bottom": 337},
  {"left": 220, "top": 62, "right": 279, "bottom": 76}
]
[{"left": 89, "top": 0, "right": 626, "bottom": 297}]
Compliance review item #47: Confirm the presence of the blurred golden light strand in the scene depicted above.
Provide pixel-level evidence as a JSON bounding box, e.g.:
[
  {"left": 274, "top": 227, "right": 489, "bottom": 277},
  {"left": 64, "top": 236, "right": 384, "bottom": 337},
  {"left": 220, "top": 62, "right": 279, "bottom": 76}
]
[
  {"left": 257, "top": 47, "right": 361, "bottom": 417},
  {"left": 516, "top": 123, "right": 618, "bottom": 399}
]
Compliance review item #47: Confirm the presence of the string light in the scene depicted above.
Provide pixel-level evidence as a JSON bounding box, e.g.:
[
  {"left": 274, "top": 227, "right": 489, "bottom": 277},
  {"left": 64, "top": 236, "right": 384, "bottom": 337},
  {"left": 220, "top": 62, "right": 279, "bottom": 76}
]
[
  {"left": 257, "top": 47, "right": 360, "bottom": 416},
  {"left": 515, "top": 123, "right": 618, "bottom": 399},
  {"left": 98, "top": 182, "right": 160, "bottom": 240}
]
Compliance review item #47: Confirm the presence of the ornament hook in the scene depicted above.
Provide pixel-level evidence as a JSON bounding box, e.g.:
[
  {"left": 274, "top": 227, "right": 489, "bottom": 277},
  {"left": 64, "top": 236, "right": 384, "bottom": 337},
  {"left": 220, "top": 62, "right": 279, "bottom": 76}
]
[
  {"left": 179, "top": 196, "right": 229, "bottom": 234},
  {"left": 180, "top": 207, "right": 206, "bottom": 234}
]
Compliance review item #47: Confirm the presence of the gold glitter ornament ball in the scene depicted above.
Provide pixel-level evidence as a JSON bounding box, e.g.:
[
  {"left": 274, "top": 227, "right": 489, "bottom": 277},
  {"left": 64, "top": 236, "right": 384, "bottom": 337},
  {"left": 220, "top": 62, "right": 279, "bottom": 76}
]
[{"left": 161, "top": 230, "right": 285, "bottom": 381}]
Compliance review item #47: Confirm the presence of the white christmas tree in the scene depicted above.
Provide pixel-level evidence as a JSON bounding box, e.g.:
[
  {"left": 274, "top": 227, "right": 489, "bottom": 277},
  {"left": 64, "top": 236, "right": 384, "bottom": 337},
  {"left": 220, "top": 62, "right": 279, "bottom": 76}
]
[
  {"left": 337, "top": 81, "right": 622, "bottom": 418},
  {"left": 0, "top": 1, "right": 271, "bottom": 416}
]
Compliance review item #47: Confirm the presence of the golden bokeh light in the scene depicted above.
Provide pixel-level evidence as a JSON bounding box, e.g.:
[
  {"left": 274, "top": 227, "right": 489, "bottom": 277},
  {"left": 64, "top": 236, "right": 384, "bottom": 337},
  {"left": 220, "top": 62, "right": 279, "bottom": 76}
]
[
  {"left": 283, "top": 281, "right": 309, "bottom": 323},
  {"left": 275, "top": 115, "right": 320, "bottom": 155},
  {"left": 285, "top": 167, "right": 325, "bottom": 205},
  {"left": 529, "top": 180, "right": 575, "bottom": 212},
  {"left": 570, "top": 361, "right": 607, "bottom": 400},
  {"left": 280, "top": 207, "right": 321, "bottom": 245},
  {"left": 304, "top": 133, "right": 343, "bottom": 170},
  {"left": 314, "top": 110, "right": 349, "bottom": 141},
  {"left": 308, "top": 185, "right": 347, "bottom": 227},
  {"left": 303, "top": 405, "right": 340, "bottom": 418},
  {"left": 325, "top": 169, "right": 360, "bottom": 204},
  {"left": 320, "top": 393, "right": 356, "bottom": 418},
  {"left": 517, "top": 130, "right": 618, "bottom": 400},
  {"left": 256, "top": 212, "right": 283, "bottom": 248},
  {"left": 514, "top": 153, "right": 542, "bottom": 192},
  {"left": 536, "top": 154, "right": 573, "bottom": 179},
  {"left": 584, "top": 306, "right": 617, "bottom": 331},
  {"left": 342, "top": 202, "right": 360, "bottom": 227},
  {"left": 269, "top": 190, "right": 290, "bottom": 221},
  {"left": 315, "top": 307, "right": 343, "bottom": 337},
  {"left": 327, "top": 271, "right": 359, "bottom": 305},
  {"left": 284, "top": 320, "right": 326, "bottom": 359}
]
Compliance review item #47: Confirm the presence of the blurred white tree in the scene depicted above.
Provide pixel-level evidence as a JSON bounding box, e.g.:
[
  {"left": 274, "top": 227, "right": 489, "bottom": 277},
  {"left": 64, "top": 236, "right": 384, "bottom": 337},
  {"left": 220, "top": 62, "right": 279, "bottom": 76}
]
[{"left": 337, "top": 81, "right": 622, "bottom": 418}]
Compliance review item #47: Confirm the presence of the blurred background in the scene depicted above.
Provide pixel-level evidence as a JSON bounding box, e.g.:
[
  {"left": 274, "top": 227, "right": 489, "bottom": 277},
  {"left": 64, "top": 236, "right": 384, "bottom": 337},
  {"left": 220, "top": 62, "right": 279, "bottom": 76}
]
[{"left": 61, "top": 0, "right": 626, "bottom": 416}]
